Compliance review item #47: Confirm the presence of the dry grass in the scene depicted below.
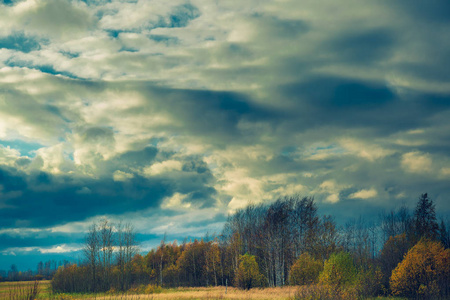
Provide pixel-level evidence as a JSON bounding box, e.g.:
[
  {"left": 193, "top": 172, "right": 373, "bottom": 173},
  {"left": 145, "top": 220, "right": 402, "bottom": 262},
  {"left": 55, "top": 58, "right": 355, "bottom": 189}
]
[
  {"left": 82, "top": 286, "right": 295, "bottom": 300},
  {"left": 0, "top": 282, "right": 406, "bottom": 300},
  {"left": 0, "top": 282, "right": 294, "bottom": 300},
  {"left": 0, "top": 280, "right": 50, "bottom": 300}
]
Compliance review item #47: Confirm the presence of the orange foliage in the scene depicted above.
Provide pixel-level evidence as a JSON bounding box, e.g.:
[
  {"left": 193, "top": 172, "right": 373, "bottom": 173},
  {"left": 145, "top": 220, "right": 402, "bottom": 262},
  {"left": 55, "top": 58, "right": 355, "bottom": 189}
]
[{"left": 390, "top": 238, "right": 450, "bottom": 298}]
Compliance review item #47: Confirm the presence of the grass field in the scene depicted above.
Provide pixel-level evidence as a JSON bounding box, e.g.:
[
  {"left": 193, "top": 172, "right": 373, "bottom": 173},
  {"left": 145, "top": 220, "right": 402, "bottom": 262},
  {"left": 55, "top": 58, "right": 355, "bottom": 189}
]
[
  {"left": 0, "top": 281, "right": 405, "bottom": 300},
  {"left": 0, "top": 280, "right": 51, "bottom": 299}
]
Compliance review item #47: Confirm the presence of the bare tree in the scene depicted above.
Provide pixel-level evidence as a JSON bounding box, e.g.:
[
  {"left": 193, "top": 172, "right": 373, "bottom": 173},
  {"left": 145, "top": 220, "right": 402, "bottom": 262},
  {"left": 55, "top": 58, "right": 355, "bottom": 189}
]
[
  {"left": 380, "top": 205, "right": 412, "bottom": 245},
  {"left": 159, "top": 233, "right": 166, "bottom": 287},
  {"left": 99, "top": 218, "right": 114, "bottom": 290},
  {"left": 84, "top": 223, "right": 100, "bottom": 292}
]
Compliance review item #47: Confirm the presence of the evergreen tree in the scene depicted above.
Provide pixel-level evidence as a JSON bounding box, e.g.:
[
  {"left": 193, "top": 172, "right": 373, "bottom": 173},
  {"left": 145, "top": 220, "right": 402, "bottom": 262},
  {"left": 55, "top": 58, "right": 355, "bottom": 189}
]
[{"left": 413, "top": 193, "right": 439, "bottom": 240}]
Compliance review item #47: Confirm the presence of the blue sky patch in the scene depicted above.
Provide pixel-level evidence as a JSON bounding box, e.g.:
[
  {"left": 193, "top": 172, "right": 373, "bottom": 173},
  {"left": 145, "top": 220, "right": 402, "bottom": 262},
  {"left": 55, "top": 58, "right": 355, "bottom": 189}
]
[
  {"left": 0, "top": 32, "right": 41, "bottom": 53},
  {"left": 149, "top": 35, "right": 179, "bottom": 46},
  {"left": 0, "top": 140, "right": 43, "bottom": 157}
]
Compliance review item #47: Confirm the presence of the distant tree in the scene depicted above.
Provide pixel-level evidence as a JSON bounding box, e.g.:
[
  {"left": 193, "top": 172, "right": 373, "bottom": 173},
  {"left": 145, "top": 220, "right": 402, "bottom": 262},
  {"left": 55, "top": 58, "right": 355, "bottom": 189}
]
[
  {"left": 343, "top": 217, "right": 379, "bottom": 269},
  {"left": 380, "top": 205, "right": 413, "bottom": 244},
  {"left": 235, "top": 254, "right": 265, "bottom": 289},
  {"left": 159, "top": 233, "right": 166, "bottom": 287},
  {"left": 205, "top": 240, "right": 221, "bottom": 286},
  {"left": 0, "top": 270, "right": 6, "bottom": 281},
  {"left": 37, "top": 261, "right": 44, "bottom": 276},
  {"left": 289, "top": 253, "right": 322, "bottom": 285},
  {"left": 310, "top": 215, "right": 339, "bottom": 261},
  {"left": 439, "top": 220, "right": 450, "bottom": 248},
  {"left": 413, "top": 193, "right": 439, "bottom": 241},
  {"left": 84, "top": 223, "right": 100, "bottom": 292},
  {"left": 99, "top": 218, "right": 114, "bottom": 290},
  {"left": 130, "top": 254, "right": 147, "bottom": 286},
  {"left": 390, "top": 238, "right": 450, "bottom": 298},
  {"left": 116, "top": 221, "right": 139, "bottom": 290},
  {"left": 8, "top": 264, "right": 18, "bottom": 281},
  {"left": 378, "top": 233, "right": 410, "bottom": 290}
]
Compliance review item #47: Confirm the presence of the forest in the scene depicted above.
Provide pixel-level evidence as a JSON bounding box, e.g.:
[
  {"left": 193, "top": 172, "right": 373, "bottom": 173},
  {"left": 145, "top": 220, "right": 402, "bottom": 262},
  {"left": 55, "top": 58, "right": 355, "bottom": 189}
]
[{"left": 5, "top": 193, "right": 450, "bottom": 299}]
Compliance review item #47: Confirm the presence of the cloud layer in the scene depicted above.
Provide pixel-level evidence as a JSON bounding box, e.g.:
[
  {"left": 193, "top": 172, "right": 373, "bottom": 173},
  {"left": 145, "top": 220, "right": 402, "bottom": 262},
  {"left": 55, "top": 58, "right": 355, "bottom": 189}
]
[{"left": 1, "top": 0, "right": 450, "bottom": 270}]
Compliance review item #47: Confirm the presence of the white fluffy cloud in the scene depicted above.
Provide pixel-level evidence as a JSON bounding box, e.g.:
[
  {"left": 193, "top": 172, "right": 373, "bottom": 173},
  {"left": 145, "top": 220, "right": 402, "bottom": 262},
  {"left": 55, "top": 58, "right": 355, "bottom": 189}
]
[
  {"left": 349, "top": 188, "right": 378, "bottom": 199},
  {"left": 144, "top": 160, "right": 183, "bottom": 176},
  {"left": 401, "top": 151, "right": 432, "bottom": 173}
]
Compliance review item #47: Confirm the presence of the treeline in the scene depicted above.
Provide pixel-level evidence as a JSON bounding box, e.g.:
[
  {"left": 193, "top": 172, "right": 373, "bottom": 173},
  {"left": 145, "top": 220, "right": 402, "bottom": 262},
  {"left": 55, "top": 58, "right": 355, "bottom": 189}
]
[
  {"left": 0, "top": 260, "right": 69, "bottom": 282},
  {"left": 52, "top": 193, "right": 450, "bottom": 298}
]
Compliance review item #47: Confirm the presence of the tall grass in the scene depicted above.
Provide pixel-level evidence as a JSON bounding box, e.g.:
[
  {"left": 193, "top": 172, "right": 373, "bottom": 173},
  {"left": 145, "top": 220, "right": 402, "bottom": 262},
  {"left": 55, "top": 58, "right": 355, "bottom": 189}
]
[
  {"left": 6, "top": 280, "right": 40, "bottom": 300},
  {"left": 44, "top": 286, "right": 293, "bottom": 299}
]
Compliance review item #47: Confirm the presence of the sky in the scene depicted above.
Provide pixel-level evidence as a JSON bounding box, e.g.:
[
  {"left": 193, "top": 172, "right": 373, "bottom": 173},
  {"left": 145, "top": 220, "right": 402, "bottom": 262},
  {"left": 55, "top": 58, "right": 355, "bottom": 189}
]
[{"left": 1, "top": 0, "right": 450, "bottom": 271}]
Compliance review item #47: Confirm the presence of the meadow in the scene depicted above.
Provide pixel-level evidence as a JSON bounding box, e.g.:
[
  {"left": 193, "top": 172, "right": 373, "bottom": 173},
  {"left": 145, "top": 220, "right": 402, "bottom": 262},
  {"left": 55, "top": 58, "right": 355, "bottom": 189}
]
[{"left": 0, "top": 281, "right": 407, "bottom": 300}]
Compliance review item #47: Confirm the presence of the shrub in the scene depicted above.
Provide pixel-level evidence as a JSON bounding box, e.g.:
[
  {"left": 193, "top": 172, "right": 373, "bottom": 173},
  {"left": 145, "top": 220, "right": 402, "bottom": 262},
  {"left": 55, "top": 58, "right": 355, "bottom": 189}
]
[
  {"left": 319, "top": 251, "right": 357, "bottom": 287},
  {"left": 51, "top": 264, "right": 89, "bottom": 293},
  {"left": 355, "top": 266, "right": 384, "bottom": 297},
  {"left": 390, "top": 238, "right": 450, "bottom": 298},
  {"left": 144, "top": 284, "right": 163, "bottom": 294},
  {"left": 294, "top": 284, "right": 358, "bottom": 300},
  {"left": 235, "top": 253, "right": 266, "bottom": 289},
  {"left": 289, "top": 253, "right": 323, "bottom": 285}
]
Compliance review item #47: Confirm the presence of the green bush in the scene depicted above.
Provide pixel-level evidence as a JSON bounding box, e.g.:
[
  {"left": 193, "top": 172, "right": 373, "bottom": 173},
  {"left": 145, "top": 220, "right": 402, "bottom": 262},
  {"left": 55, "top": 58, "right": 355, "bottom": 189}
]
[
  {"left": 319, "top": 251, "right": 357, "bottom": 287},
  {"left": 289, "top": 253, "right": 323, "bottom": 285}
]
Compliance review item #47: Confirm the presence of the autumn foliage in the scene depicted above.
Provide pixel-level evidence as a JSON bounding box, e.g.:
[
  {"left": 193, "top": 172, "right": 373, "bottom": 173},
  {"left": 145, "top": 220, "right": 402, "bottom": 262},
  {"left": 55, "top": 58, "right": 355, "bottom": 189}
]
[
  {"left": 390, "top": 238, "right": 450, "bottom": 298},
  {"left": 289, "top": 253, "right": 322, "bottom": 285},
  {"left": 46, "top": 193, "right": 450, "bottom": 299}
]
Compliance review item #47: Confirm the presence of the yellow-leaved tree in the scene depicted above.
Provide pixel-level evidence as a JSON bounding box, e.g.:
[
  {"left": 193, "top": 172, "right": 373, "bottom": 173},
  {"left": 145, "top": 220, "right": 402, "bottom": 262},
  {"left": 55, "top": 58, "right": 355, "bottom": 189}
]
[
  {"left": 390, "top": 238, "right": 450, "bottom": 298},
  {"left": 235, "top": 254, "right": 266, "bottom": 289},
  {"left": 319, "top": 251, "right": 357, "bottom": 287}
]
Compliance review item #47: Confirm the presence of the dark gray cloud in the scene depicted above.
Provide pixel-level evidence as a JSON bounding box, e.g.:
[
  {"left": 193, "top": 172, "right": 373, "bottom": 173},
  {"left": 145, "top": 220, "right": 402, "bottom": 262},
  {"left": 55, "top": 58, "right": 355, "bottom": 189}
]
[
  {"left": 133, "top": 86, "right": 280, "bottom": 145},
  {"left": 0, "top": 231, "right": 83, "bottom": 251},
  {"left": 391, "top": 0, "right": 450, "bottom": 24},
  {"left": 115, "top": 146, "right": 158, "bottom": 168},
  {"left": 277, "top": 76, "right": 450, "bottom": 137},
  {"left": 326, "top": 28, "right": 396, "bottom": 65},
  {"left": 81, "top": 127, "right": 115, "bottom": 144},
  {"left": 0, "top": 165, "right": 172, "bottom": 228}
]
